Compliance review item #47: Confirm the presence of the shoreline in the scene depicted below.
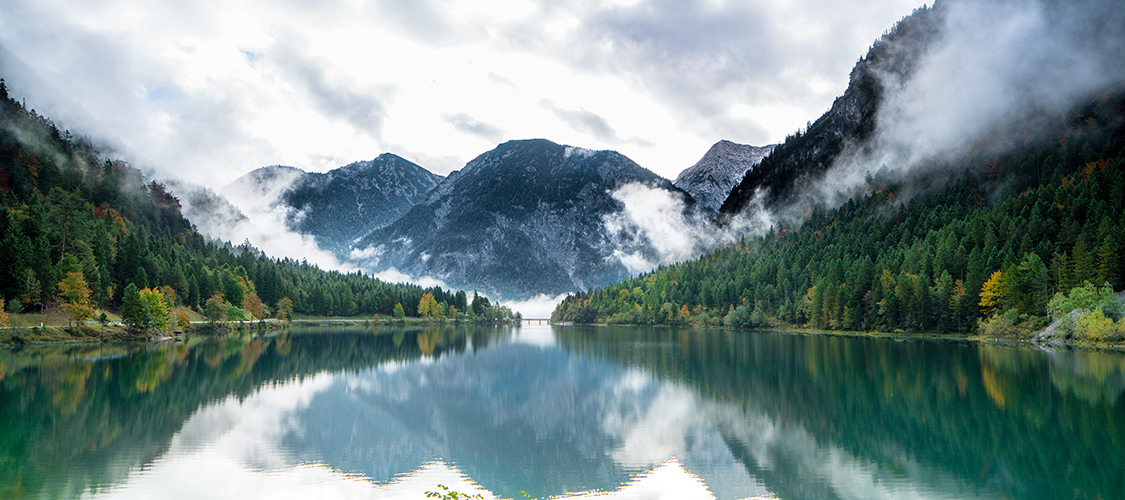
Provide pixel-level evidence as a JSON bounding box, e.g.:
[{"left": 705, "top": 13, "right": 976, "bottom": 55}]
[
  {"left": 0, "top": 321, "right": 286, "bottom": 346},
  {"left": 0, "top": 317, "right": 522, "bottom": 346},
  {"left": 6, "top": 318, "right": 1125, "bottom": 352},
  {"left": 559, "top": 322, "right": 1125, "bottom": 352}
]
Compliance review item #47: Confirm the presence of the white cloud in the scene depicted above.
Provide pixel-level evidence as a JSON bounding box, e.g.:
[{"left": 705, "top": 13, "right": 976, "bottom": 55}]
[
  {"left": 610, "top": 184, "right": 703, "bottom": 262},
  {"left": 368, "top": 268, "right": 451, "bottom": 290},
  {"left": 188, "top": 170, "right": 359, "bottom": 272},
  {"left": 0, "top": 0, "right": 924, "bottom": 188},
  {"left": 812, "top": 0, "right": 1125, "bottom": 208},
  {"left": 603, "top": 182, "right": 729, "bottom": 275}
]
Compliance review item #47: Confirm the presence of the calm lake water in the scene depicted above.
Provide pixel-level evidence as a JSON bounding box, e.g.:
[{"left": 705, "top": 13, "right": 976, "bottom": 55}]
[{"left": 2, "top": 324, "right": 1123, "bottom": 499}]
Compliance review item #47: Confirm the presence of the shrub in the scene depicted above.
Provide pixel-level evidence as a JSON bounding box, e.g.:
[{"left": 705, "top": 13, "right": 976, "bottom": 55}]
[
  {"left": 1048, "top": 282, "right": 1121, "bottom": 320},
  {"left": 977, "top": 309, "right": 1040, "bottom": 337},
  {"left": 1073, "top": 309, "right": 1123, "bottom": 341}
]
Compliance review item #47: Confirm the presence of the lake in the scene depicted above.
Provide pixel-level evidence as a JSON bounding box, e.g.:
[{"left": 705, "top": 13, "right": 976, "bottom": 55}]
[{"left": 1, "top": 324, "right": 1123, "bottom": 499}]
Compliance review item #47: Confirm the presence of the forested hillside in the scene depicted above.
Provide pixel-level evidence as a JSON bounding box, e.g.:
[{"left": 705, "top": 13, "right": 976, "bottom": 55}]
[
  {"left": 0, "top": 78, "right": 488, "bottom": 329},
  {"left": 553, "top": 89, "right": 1125, "bottom": 336}
]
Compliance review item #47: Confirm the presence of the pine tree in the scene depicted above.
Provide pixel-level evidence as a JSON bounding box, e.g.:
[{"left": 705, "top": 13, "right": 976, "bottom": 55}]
[
  {"left": 1096, "top": 235, "right": 1118, "bottom": 288},
  {"left": 121, "top": 283, "right": 143, "bottom": 329}
]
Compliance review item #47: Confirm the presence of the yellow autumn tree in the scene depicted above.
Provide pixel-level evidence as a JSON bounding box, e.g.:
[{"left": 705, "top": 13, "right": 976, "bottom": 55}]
[
  {"left": 979, "top": 270, "right": 1007, "bottom": 315},
  {"left": 57, "top": 271, "right": 94, "bottom": 327},
  {"left": 417, "top": 293, "right": 439, "bottom": 319}
]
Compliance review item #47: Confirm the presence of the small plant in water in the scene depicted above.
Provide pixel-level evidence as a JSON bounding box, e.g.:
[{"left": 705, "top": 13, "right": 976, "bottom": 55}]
[{"left": 425, "top": 484, "right": 484, "bottom": 499}]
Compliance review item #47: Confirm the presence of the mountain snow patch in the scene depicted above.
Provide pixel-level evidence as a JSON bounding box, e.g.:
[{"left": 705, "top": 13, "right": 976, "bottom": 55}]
[{"left": 564, "top": 146, "right": 596, "bottom": 160}]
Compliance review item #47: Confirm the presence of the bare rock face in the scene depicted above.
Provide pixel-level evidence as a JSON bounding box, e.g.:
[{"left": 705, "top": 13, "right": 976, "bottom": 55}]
[{"left": 674, "top": 140, "right": 775, "bottom": 212}]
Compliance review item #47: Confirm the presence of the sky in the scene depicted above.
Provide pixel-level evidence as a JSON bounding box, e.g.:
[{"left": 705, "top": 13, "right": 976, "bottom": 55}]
[{"left": 0, "top": 0, "right": 925, "bottom": 187}]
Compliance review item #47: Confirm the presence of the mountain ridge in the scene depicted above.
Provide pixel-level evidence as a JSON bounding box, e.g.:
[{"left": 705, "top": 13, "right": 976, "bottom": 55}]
[
  {"left": 351, "top": 138, "right": 706, "bottom": 298},
  {"left": 224, "top": 153, "right": 443, "bottom": 251},
  {"left": 720, "top": 4, "right": 943, "bottom": 217},
  {"left": 674, "top": 140, "right": 775, "bottom": 212},
  {"left": 554, "top": 0, "right": 1125, "bottom": 338}
]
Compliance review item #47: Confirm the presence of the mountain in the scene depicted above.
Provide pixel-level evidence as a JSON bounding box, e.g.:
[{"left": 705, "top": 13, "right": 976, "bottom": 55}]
[
  {"left": 719, "top": 4, "right": 942, "bottom": 217},
  {"left": 673, "top": 140, "right": 774, "bottom": 212},
  {"left": 556, "top": 95, "right": 1125, "bottom": 331},
  {"left": 0, "top": 76, "right": 482, "bottom": 324},
  {"left": 351, "top": 139, "right": 705, "bottom": 299},
  {"left": 224, "top": 154, "right": 443, "bottom": 251},
  {"left": 554, "top": 0, "right": 1125, "bottom": 335},
  {"left": 721, "top": 0, "right": 1125, "bottom": 220}
]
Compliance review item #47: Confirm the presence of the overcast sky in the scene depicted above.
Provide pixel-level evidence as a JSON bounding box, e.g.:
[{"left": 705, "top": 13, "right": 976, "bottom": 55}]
[{"left": 0, "top": 0, "right": 923, "bottom": 187}]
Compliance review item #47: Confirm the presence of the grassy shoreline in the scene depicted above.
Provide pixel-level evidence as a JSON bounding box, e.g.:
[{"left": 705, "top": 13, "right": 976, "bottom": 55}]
[
  {"left": 7, "top": 313, "right": 1125, "bottom": 352},
  {"left": 0, "top": 313, "right": 520, "bottom": 346}
]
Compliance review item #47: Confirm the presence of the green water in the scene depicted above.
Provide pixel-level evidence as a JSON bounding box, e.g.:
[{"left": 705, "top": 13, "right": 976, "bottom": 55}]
[{"left": 1, "top": 325, "right": 1122, "bottom": 499}]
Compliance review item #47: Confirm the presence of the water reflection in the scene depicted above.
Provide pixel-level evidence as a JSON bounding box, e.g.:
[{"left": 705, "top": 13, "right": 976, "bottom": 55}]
[
  {"left": 557, "top": 327, "right": 1125, "bottom": 500},
  {"left": 1, "top": 326, "right": 1123, "bottom": 499}
]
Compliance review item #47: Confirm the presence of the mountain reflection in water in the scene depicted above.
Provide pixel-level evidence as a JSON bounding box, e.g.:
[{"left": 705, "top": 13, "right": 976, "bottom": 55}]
[{"left": 1, "top": 325, "right": 1123, "bottom": 499}]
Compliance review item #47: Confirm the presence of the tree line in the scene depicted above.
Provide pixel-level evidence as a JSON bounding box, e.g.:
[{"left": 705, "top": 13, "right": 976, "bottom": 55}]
[
  {"left": 554, "top": 90, "right": 1125, "bottom": 339},
  {"left": 0, "top": 77, "right": 497, "bottom": 331}
]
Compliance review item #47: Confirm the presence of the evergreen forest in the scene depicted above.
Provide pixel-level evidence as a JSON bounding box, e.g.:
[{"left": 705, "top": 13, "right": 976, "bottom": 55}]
[
  {"left": 0, "top": 77, "right": 500, "bottom": 333},
  {"left": 554, "top": 89, "right": 1125, "bottom": 339}
]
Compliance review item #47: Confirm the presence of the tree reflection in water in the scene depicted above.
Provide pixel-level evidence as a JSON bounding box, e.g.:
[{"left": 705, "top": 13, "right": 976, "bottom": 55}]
[{"left": 1, "top": 326, "right": 1122, "bottom": 500}]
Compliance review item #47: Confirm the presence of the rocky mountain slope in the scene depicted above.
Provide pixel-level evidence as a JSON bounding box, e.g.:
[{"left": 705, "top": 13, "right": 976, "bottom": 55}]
[
  {"left": 673, "top": 140, "right": 774, "bottom": 212},
  {"left": 224, "top": 154, "right": 442, "bottom": 251},
  {"left": 720, "top": 4, "right": 943, "bottom": 217},
  {"left": 350, "top": 139, "right": 705, "bottom": 299},
  {"left": 555, "top": 0, "right": 1125, "bottom": 335}
]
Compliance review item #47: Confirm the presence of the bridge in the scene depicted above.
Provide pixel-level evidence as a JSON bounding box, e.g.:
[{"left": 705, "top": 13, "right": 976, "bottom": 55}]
[{"left": 521, "top": 318, "right": 551, "bottom": 325}]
